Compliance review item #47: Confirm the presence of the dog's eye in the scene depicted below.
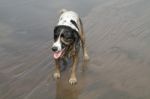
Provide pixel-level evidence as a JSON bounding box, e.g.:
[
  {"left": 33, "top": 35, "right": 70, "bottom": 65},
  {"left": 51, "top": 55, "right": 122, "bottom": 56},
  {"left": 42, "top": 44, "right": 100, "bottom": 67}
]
[
  {"left": 61, "top": 34, "right": 72, "bottom": 42},
  {"left": 64, "top": 37, "right": 73, "bottom": 42},
  {"left": 64, "top": 32, "right": 72, "bottom": 38},
  {"left": 63, "top": 35, "right": 72, "bottom": 40}
]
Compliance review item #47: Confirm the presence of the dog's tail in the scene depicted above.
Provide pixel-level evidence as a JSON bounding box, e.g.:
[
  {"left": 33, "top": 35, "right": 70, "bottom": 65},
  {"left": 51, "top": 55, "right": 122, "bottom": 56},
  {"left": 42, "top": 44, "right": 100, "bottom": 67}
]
[{"left": 60, "top": 9, "right": 67, "bottom": 15}]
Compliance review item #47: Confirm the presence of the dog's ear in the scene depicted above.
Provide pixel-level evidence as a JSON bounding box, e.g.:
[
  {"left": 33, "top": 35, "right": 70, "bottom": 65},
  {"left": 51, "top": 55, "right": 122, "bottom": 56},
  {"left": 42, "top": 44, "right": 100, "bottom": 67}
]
[{"left": 54, "top": 26, "right": 59, "bottom": 33}]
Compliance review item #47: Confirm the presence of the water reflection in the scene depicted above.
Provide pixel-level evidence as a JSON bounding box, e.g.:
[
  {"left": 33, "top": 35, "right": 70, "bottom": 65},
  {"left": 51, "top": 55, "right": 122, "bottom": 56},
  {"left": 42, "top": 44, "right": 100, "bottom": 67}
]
[
  {"left": 55, "top": 79, "right": 79, "bottom": 99},
  {"left": 54, "top": 60, "right": 89, "bottom": 99}
]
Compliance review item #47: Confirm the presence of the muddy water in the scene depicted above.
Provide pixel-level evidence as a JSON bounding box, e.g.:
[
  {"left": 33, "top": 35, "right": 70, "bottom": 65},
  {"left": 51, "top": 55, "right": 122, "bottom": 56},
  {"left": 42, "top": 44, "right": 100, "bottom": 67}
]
[{"left": 1, "top": 0, "right": 150, "bottom": 99}]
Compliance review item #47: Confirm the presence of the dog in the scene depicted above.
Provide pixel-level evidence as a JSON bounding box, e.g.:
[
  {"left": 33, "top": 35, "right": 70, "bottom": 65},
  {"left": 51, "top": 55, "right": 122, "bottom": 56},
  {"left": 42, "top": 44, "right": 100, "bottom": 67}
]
[{"left": 52, "top": 9, "right": 89, "bottom": 85}]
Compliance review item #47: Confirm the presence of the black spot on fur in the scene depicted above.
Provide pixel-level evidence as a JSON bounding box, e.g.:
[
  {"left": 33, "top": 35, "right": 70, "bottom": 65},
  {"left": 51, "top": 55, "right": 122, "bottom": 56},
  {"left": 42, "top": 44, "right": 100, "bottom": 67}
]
[{"left": 70, "top": 20, "right": 79, "bottom": 30}]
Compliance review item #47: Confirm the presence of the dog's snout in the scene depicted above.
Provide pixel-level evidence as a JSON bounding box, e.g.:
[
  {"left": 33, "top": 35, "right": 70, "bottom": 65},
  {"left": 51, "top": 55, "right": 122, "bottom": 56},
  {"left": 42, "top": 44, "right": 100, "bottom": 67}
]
[{"left": 52, "top": 46, "right": 58, "bottom": 52}]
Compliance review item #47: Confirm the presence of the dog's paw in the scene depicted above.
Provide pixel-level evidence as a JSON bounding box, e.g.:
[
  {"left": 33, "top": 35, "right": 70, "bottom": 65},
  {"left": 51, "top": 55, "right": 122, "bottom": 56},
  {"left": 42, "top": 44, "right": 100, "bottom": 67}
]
[
  {"left": 84, "top": 54, "right": 90, "bottom": 61},
  {"left": 69, "top": 77, "right": 77, "bottom": 85},
  {"left": 53, "top": 72, "right": 60, "bottom": 79}
]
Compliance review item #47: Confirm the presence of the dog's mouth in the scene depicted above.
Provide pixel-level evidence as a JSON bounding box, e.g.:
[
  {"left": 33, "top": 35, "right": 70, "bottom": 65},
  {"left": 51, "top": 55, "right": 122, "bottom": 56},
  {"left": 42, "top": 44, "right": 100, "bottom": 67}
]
[{"left": 53, "top": 48, "right": 65, "bottom": 59}]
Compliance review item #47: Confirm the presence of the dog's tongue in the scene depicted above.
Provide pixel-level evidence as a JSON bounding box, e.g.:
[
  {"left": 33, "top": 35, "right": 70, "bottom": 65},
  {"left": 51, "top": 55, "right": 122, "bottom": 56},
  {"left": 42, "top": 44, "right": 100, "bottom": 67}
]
[{"left": 53, "top": 51, "right": 63, "bottom": 59}]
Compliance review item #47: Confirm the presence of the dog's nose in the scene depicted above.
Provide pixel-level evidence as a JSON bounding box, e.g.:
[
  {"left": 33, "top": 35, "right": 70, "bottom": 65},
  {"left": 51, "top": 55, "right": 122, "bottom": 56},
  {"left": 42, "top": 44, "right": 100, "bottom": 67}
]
[{"left": 52, "top": 46, "right": 58, "bottom": 52}]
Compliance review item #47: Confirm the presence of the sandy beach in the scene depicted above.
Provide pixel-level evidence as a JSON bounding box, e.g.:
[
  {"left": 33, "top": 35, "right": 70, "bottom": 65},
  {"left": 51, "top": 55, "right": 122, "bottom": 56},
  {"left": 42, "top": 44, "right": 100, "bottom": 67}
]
[{"left": 0, "top": 0, "right": 150, "bottom": 99}]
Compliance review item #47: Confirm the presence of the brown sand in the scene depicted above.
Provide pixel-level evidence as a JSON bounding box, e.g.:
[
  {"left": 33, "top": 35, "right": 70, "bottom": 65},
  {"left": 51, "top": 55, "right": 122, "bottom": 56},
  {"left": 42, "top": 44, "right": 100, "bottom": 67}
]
[{"left": 1, "top": 0, "right": 150, "bottom": 99}]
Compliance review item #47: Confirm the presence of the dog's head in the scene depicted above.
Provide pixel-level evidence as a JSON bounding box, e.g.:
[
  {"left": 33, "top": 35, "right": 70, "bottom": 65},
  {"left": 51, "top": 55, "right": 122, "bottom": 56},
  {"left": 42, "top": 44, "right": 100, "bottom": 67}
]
[{"left": 52, "top": 26, "right": 79, "bottom": 59}]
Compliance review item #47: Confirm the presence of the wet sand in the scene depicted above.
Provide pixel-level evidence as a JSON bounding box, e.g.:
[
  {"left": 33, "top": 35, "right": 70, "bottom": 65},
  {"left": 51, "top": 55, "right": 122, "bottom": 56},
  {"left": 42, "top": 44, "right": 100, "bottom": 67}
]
[{"left": 1, "top": 0, "right": 150, "bottom": 99}]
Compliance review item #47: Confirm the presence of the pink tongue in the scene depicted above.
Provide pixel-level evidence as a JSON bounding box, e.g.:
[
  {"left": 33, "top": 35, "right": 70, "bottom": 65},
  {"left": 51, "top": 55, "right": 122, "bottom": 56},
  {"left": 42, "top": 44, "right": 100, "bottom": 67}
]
[{"left": 53, "top": 51, "right": 63, "bottom": 59}]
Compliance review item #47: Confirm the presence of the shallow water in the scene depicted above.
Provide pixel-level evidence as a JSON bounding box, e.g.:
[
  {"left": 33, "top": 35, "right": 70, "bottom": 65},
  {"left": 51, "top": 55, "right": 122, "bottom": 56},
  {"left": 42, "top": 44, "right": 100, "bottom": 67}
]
[{"left": 1, "top": 0, "right": 150, "bottom": 99}]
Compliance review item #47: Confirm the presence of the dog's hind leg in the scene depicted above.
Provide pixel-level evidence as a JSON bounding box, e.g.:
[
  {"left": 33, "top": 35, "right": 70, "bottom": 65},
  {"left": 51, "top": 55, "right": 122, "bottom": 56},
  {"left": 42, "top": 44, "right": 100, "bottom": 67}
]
[
  {"left": 79, "top": 18, "right": 89, "bottom": 61},
  {"left": 53, "top": 59, "right": 61, "bottom": 79}
]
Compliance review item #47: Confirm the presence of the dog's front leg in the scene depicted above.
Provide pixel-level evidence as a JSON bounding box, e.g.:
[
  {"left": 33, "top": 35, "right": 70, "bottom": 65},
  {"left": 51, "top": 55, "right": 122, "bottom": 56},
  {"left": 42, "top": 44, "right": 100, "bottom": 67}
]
[
  {"left": 53, "top": 59, "right": 61, "bottom": 79},
  {"left": 69, "top": 53, "right": 78, "bottom": 85}
]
